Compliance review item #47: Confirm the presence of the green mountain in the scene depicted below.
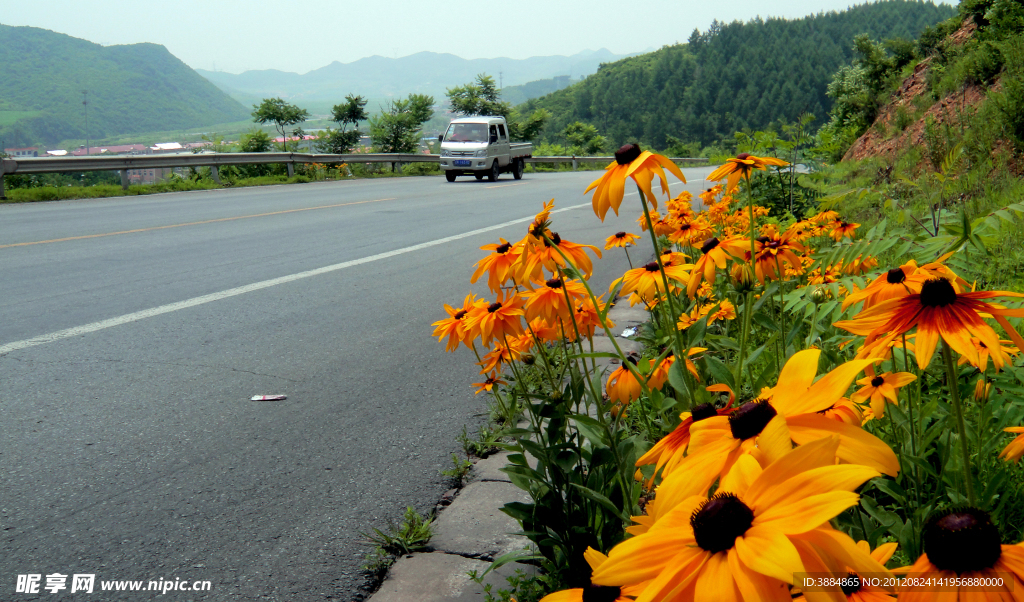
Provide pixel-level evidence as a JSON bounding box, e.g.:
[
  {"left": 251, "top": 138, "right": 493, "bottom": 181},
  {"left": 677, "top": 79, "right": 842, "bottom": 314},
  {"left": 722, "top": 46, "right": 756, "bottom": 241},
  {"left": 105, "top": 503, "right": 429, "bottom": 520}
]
[
  {"left": 520, "top": 0, "right": 957, "bottom": 149},
  {"left": 0, "top": 24, "right": 250, "bottom": 147},
  {"left": 195, "top": 49, "right": 636, "bottom": 109},
  {"left": 500, "top": 75, "right": 577, "bottom": 106}
]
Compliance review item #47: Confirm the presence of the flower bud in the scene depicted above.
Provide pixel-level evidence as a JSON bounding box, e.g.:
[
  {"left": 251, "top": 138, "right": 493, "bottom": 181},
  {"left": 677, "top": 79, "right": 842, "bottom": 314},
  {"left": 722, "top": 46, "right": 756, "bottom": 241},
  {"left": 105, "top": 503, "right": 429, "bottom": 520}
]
[
  {"left": 811, "top": 286, "right": 831, "bottom": 304},
  {"left": 730, "top": 263, "right": 754, "bottom": 293}
]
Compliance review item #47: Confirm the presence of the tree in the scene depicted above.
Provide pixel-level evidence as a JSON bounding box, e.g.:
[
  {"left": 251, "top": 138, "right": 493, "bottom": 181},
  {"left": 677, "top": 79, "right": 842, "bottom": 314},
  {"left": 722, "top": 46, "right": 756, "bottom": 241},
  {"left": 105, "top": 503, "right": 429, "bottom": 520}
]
[
  {"left": 237, "top": 129, "right": 274, "bottom": 177},
  {"left": 562, "top": 121, "right": 607, "bottom": 156},
  {"left": 251, "top": 98, "right": 309, "bottom": 152},
  {"left": 508, "top": 108, "right": 550, "bottom": 143},
  {"left": 447, "top": 74, "right": 511, "bottom": 117},
  {"left": 313, "top": 95, "right": 369, "bottom": 155},
  {"left": 368, "top": 94, "right": 434, "bottom": 167}
]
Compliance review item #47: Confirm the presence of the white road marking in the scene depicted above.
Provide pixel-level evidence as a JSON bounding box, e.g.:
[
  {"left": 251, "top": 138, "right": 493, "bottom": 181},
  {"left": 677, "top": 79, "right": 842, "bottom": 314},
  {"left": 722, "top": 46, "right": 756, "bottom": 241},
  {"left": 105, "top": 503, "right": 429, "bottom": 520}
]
[{"left": 0, "top": 203, "right": 590, "bottom": 355}]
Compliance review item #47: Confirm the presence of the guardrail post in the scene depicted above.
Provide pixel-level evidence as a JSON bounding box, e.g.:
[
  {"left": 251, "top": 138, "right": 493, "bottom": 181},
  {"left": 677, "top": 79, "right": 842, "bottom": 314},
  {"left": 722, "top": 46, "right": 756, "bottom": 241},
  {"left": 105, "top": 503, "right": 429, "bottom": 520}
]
[
  {"left": 120, "top": 169, "right": 129, "bottom": 190},
  {"left": 0, "top": 160, "right": 7, "bottom": 200},
  {"left": 572, "top": 156, "right": 578, "bottom": 171},
  {"left": 210, "top": 166, "right": 221, "bottom": 185},
  {"left": 396, "top": 162, "right": 403, "bottom": 174},
  {"left": 286, "top": 161, "right": 294, "bottom": 178}
]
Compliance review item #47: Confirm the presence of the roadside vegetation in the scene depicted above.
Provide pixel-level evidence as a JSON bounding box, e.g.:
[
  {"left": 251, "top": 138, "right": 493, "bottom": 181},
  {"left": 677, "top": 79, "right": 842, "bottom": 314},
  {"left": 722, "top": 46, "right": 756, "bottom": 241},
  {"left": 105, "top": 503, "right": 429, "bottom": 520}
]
[{"left": 431, "top": 2, "right": 1024, "bottom": 600}]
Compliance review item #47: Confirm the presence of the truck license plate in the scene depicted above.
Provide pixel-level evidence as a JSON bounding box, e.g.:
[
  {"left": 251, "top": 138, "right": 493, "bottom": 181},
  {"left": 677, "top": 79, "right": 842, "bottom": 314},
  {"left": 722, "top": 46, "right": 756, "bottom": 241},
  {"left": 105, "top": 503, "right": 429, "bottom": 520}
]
[{"left": 453, "top": 160, "right": 471, "bottom": 166}]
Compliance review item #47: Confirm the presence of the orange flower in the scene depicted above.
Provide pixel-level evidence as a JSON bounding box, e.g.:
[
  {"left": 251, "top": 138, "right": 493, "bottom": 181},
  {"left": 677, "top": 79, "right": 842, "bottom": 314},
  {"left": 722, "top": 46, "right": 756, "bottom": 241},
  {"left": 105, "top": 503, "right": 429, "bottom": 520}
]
[
  {"left": 754, "top": 232, "right": 805, "bottom": 283},
  {"left": 687, "top": 235, "right": 749, "bottom": 298},
  {"left": 604, "top": 231, "right": 639, "bottom": 249},
  {"left": 477, "top": 342, "right": 521, "bottom": 374},
  {"left": 473, "top": 372, "right": 507, "bottom": 395},
  {"left": 585, "top": 144, "right": 687, "bottom": 220},
  {"left": 523, "top": 277, "right": 587, "bottom": 325},
  {"left": 707, "top": 152, "right": 789, "bottom": 191},
  {"left": 830, "top": 220, "right": 860, "bottom": 241},
  {"left": 432, "top": 293, "right": 486, "bottom": 352},
  {"left": 573, "top": 296, "right": 613, "bottom": 339},
  {"left": 606, "top": 358, "right": 643, "bottom": 404},
  {"left": 646, "top": 348, "right": 704, "bottom": 390},
  {"left": 999, "top": 427, "right": 1024, "bottom": 463},
  {"left": 835, "top": 276, "right": 1024, "bottom": 369},
  {"left": 464, "top": 290, "right": 526, "bottom": 347},
  {"left": 895, "top": 508, "right": 1024, "bottom": 600},
  {"left": 471, "top": 238, "right": 524, "bottom": 292},
  {"left": 612, "top": 260, "right": 689, "bottom": 300},
  {"left": 841, "top": 261, "right": 920, "bottom": 311},
  {"left": 635, "top": 391, "right": 736, "bottom": 479},
  {"left": 668, "top": 216, "right": 713, "bottom": 247}
]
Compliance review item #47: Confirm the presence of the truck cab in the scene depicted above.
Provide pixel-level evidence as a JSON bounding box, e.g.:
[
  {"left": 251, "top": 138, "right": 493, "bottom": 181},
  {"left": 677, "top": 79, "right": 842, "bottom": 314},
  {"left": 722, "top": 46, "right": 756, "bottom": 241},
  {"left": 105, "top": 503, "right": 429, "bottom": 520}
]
[{"left": 438, "top": 116, "right": 531, "bottom": 182}]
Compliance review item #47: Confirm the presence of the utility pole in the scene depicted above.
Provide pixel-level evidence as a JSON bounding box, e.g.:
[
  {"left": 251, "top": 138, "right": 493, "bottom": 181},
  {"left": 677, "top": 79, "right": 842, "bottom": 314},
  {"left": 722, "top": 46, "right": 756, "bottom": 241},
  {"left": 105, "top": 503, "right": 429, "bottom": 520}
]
[{"left": 82, "top": 90, "right": 89, "bottom": 156}]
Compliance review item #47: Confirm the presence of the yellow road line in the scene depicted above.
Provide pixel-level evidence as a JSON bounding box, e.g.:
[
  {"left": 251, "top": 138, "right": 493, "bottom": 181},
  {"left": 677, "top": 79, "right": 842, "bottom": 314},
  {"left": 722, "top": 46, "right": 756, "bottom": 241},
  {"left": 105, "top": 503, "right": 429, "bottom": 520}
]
[
  {"left": 484, "top": 182, "right": 528, "bottom": 189},
  {"left": 0, "top": 197, "right": 398, "bottom": 249}
]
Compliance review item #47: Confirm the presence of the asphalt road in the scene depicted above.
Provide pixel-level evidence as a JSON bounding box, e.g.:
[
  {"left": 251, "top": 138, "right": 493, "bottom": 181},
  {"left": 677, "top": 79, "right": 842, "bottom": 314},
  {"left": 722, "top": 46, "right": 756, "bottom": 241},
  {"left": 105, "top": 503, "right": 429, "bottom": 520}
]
[{"left": 0, "top": 166, "right": 717, "bottom": 601}]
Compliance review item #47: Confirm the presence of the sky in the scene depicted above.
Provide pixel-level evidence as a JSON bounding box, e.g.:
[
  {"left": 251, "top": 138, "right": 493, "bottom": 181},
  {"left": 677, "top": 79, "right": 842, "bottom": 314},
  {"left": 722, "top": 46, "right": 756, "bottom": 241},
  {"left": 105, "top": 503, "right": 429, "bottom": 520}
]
[{"left": 0, "top": 0, "right": 944, "bottom": 74}]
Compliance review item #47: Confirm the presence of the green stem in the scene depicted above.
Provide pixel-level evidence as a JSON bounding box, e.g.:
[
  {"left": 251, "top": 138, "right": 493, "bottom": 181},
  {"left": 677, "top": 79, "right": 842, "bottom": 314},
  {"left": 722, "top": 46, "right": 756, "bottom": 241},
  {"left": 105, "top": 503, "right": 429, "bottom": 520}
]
[
  {"left": 942, "top": 340, "right": 976, "bottom": 506},
  {"left": 636, "top": 184, "right": 693, "bottom": 408}
]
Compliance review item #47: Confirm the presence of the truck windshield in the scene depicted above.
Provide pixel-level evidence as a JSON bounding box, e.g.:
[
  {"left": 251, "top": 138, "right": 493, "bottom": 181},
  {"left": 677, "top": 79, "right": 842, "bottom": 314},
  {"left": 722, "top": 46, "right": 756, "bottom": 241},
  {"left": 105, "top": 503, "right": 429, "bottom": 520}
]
[{"left": 444, "top": 123, "right": 488, "bottom": 143}]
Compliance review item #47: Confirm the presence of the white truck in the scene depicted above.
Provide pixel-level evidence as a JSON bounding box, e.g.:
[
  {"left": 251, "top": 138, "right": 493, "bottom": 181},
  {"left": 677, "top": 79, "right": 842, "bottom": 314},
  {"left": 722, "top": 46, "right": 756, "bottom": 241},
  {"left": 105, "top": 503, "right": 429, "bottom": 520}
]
[{"left": 438, "top": 116, "right": 532, "bottom": 182}]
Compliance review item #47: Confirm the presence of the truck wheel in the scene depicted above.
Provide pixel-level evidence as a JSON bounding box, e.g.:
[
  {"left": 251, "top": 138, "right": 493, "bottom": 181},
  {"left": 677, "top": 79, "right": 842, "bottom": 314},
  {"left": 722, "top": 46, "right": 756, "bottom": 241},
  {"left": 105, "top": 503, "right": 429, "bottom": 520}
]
[
  {"left": 445, "top": 171, "right": 457, "bottom": 182},
  {"left": 488, "top": 161, "right": 500, "bottom": 182},
  {"left": 474, "top": 172, "right": 485, "bottom": 180},
  {"left": 512, "top": 159, "right": 524, "bottom": 180}
]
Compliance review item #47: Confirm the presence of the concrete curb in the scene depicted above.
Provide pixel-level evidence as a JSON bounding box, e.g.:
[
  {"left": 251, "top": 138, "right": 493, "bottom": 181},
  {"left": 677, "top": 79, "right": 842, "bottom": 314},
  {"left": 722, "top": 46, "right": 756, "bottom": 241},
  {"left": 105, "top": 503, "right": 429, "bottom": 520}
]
[{"left": 366, "top": 299, "right": 645, "bottom": 601}]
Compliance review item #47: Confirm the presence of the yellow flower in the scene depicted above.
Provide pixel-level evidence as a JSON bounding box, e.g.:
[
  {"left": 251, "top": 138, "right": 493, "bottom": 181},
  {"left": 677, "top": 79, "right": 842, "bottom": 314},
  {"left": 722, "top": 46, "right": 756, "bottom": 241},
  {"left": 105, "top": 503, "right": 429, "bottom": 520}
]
[
  {"left": 841, "top": 261, "right": 920, "bottom": 311},
  {"left": 707, "top": 152, "right": 789, "bottom": 191},
  {"left": 851, "top": 371, "right": 917, "bottom": 419},
  {"left": 612, "top": 260, "right": 690, "bottom": 301},
  {"left": 830, "top": 220, "right": 860, "bottom": 241},
  {"left": 592, "top": 437, "right": 888, "bottom": 601},
  {"left": 687, "top": 235, "right": 749, "bottom": 298},
  {"left": 585, "top": 144, "right": 687, "bottom": 221}
]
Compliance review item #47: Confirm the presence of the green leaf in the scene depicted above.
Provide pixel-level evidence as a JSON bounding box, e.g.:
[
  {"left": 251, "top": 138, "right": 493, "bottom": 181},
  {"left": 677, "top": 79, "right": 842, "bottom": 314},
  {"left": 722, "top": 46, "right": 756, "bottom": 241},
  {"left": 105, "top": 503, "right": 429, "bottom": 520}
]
[
  {"left": 667, "top": 360, "right": 689, "bottom": 395},
  {"left": 570, "top": 483, "right": 630, "bottom": 521},
  {"left": 704, "top": 355, "right": 736, "bottom": 389}
]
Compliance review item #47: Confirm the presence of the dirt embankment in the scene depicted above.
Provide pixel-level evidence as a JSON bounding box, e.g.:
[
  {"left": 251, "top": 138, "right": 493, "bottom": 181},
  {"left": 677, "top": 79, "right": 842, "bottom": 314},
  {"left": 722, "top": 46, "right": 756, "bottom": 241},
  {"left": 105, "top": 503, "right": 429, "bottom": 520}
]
[{"left": 842, "top": 19, "right": 986, "bottom": 166}]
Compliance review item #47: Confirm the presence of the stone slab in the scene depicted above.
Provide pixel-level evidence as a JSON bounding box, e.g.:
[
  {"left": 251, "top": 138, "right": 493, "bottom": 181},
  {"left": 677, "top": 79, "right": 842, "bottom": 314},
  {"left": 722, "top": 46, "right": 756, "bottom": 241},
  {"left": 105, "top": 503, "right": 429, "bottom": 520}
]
[
  {"left": 428, "top": 481, "right": 530, "bottom": 561},
  {"left": 470, "top": 452, "right": 512, "bottom": 483},
  {"left": 367, "top": 552, "right": 535, "bottom": 602}
]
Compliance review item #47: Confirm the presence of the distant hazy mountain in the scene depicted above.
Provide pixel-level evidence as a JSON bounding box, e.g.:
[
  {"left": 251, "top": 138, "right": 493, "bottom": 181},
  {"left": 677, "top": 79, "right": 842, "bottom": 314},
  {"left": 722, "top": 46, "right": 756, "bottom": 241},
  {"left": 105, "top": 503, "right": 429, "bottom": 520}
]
[
  {"left": 196, "top": 49, "right": 635, "bottom": 108},
  {"left": 0, "top": 24, "right": 250, "bottom": 147}
]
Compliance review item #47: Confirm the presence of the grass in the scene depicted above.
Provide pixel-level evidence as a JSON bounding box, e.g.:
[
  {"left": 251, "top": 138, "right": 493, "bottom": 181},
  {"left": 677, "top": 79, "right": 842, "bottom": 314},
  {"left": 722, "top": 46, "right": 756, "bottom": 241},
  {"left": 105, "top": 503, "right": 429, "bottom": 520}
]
[
  {"left": 360, "top": 506, "right": 434, "bottom": 580},
  {"left": 0, "top": 110, "right": 43, "bottom": 127}
]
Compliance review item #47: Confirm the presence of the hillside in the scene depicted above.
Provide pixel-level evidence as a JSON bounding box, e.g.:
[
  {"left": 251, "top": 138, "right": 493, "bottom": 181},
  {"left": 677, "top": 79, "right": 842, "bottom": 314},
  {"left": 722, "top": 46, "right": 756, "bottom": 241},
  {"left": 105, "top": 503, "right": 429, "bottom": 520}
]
[
  {"left": 0, "top": 24, "right": 250, "bottom": 147},
  {"left": 196, "top": 49, "right": 635, "bottom": 107},
  {"left": 520, "top": 0, "right": 957, "bottom": 149}
]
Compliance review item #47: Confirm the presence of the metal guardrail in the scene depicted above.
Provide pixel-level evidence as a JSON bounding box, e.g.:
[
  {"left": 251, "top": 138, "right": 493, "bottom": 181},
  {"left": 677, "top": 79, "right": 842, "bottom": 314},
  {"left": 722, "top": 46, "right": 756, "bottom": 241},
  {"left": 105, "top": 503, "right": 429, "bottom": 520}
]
[{"left": 0, "top": 152, "right": 707, "bottom": 199}]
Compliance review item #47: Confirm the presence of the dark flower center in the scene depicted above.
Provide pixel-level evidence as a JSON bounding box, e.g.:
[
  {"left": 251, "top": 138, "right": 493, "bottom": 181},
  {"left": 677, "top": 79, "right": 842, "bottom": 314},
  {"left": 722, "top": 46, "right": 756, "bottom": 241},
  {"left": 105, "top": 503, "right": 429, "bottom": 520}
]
[
  {"left": 454, "top": 310, "right": 467, "bottom": 320},
  {"left": 644, "top": 261, "right": 660, "bottom": 272},
  {"left": 840, "top": 572, "right": 862, "bottom": 596},
  {"left": 701, "top": 237, "right": 721, "bottom": 254},
  {"left": 923, "top": 508, "right": 1002, "bottom": 574},
  {"left": 614, "top": 231, "right": 626, "bottom": 238},
  {"left": 496, "top": 242, "right": 512, "bottom": 254},
  {"left": 545, "top": 278, "right": 564, "bottom": 289},
  {"left": 691, "top": 402, "right": 718, "bottom": 422},
  {"left": 487, "top": 302, "right": 502, "bottom": 313},
  {"left": 728, "top": 399, "right": 777, "bottom": 440},
  {"left": 615, "top": 143, "right": 642, "bottom": 165},
  {"left": 886, "top": 268, "right": 906, "bottom": 284},
  {"left": 736, "top": 153, "right": 751, "bottom": 160},
  {"left": 871, "top": 376, "right": 884, "bottom": 387},
  {"left": 920, "top": 278, "right": 957, "bottom": 308},
  {"left": 755, "top": 236, "right": 771, "bottom": 244},
  {"left": 625, "top": 352, "right": 640, "bottom": 366},
  {"left": 691, "top": 492, "right": 754, "bottom": 553},
  {"left": 551, "top": 232, "right": 562, "bottom": 245},
  {"left": 582, "top": 584, "right": 622, "bottom": 602}
]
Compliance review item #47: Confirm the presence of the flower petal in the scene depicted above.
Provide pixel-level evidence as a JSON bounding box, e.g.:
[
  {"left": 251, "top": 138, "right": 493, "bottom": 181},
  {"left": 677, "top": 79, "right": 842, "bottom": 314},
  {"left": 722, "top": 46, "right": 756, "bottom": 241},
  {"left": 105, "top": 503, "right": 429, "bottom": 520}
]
[{"left": 787, "top": 413, "right": 900, "bottom": 476}]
